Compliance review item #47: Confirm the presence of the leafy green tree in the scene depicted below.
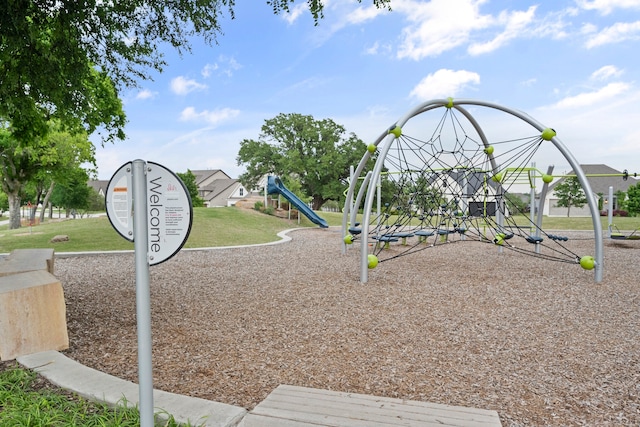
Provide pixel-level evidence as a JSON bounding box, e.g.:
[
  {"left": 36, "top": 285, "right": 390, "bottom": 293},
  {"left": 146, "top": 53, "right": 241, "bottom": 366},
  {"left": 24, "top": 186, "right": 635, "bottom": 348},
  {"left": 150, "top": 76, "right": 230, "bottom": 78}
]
[
  {"left": 0, "top": 123, "right": 96, "bottom": 228},
  {"left": 237, "top": 113, "right": 368, "bottom": 210},
  {"left": 0, "top": 129, "right": 53, "bottom": 228},
  {"left": 35, "top": 127, "right": 97, "bottom": 222},
  {"left": 1, "top": 1, "right": 389, "bottom": 143},
  {"left": 0, "top": 191, "right": 8, "bottom": 216},
  {"left": 504, "top": 192, "right": 529, "bottom": 215},
  {"left": 86, "top": 188, "right": 105, "bottom": 212},
  {"left": 627, "top": 183, "right": 640, "bottom": 216},
  {"left": 177, "top": 170, "right": 204, "bottom": 207},
  {"left": 50, "top": 168, "right": 92, "bottom": 216},
  {"left": 614, "top": 189, "right": 627, "bottom": 211},
  {"left": 553, "top": 176, "right": 588, "bottom": 217}
]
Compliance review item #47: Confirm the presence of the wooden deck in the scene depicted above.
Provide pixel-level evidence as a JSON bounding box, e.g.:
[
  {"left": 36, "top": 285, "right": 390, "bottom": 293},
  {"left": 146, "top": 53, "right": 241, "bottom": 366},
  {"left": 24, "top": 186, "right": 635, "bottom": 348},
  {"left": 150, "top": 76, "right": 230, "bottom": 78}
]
[{"left": 238, "top": 385, "right": 502, "bottom": 427}]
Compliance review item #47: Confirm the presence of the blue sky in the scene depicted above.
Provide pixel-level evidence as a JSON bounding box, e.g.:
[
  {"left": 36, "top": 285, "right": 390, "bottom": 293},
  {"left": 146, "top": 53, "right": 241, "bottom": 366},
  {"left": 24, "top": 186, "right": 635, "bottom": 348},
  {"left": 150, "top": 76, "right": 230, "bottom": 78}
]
[{"left": 96, "top": 0, "right": 640, "bottom": 182}]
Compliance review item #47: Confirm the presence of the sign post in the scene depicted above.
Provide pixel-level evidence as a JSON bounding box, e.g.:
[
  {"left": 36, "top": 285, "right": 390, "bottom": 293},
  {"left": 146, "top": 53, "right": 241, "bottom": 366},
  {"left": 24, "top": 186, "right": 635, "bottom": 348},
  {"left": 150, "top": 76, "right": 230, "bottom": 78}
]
[{"left": 106, "top": 160, "right": 192, "bottom": 427}]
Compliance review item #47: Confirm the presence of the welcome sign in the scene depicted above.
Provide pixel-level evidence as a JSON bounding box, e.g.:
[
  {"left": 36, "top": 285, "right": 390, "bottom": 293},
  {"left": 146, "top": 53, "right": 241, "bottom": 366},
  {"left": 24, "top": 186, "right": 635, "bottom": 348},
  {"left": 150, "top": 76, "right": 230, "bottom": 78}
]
[{"left": 106, "top": 161, "right": 193, "bottom": 265}]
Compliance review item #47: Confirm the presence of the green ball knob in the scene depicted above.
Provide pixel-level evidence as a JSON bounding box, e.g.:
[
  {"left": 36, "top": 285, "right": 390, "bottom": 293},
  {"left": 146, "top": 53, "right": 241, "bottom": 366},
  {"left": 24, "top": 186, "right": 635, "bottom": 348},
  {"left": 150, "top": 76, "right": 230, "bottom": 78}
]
[
  {"left": 494, "top": 236, "right": 504, "bottom": 246},
  {"left": 367, "top": 144, "right": 376, "bottom": 153},
  {"left": 492, "top": 173, "right": 503, "bottom": 183},
  {"left": 542, "top": 174, "right": 553, "bottom": 184},
  {"left": 484, "top": 145, "right": 494, "bottom": 155},
  {"left": 367, "top": 254, "right": 379, "bottom": 269},
  {"left": 343, "top": 234, "right": 354, "bottom": 245},
  {"left": 580, "top": 256, "right": 595, "bottom": 270},
  {"left": 389, "top": 126, "right": 402, "bottom": 138},
  {"left": 541, "top": 128, "right": 556, "bottom": 141}
]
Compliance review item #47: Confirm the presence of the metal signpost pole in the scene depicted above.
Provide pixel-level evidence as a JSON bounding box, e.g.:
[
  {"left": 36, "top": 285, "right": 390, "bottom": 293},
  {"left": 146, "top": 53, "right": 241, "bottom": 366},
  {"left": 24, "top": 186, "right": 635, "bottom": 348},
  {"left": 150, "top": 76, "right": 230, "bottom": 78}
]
[
  {"left": 107, "top": 159, "right": 192, "bottom": 427},
  {"left": 132, "top": 159, "right": 154, "bottom": 427}
]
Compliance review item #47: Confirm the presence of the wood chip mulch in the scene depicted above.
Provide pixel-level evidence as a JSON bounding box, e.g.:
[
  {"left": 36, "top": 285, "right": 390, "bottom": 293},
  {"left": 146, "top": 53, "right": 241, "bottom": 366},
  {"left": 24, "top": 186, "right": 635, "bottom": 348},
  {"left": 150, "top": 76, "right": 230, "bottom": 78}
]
[{"left": 51, "top": 228, "right": 640, "bottom": 426}]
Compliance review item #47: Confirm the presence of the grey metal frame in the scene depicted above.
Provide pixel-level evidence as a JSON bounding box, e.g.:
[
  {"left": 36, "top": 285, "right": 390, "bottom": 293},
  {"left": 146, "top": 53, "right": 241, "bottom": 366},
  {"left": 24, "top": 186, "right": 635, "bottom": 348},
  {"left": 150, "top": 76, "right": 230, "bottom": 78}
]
[{"left": 342, "top": 98, "right": 603, "bottom": 283}]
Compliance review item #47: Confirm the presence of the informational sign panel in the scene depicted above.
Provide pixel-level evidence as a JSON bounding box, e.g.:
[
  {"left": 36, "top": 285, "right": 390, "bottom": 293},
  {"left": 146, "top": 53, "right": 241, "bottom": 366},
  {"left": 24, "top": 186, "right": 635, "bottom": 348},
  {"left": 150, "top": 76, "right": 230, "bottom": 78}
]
[
  {"left": 144, "top": 162, "right": 193, "bottom": 265},
  {"left": 106, "top": 162, "right": 134, "bottom": 241},
  {"left": 106, "top": 161, "right": 193, "bottom": 265}
]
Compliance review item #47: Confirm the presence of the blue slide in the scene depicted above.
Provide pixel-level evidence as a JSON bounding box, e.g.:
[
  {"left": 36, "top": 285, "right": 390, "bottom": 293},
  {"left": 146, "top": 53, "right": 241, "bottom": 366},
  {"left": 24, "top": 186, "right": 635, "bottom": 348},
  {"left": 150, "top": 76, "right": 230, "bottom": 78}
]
[{"left": 267, "top": 176, "right": 329, "bottom": 228}]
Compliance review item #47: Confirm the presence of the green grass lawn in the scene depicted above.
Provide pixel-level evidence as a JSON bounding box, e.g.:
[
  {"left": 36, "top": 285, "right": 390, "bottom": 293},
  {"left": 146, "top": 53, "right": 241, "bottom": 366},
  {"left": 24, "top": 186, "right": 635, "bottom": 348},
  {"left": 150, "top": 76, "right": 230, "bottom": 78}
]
[
  {"left": 0, "top": 363, "right": 188, "bottom": 426},
  {"left": 0, "top": 207, "right": 321, "bottom": 253},
  {"left": 1, "top": 208, "right": 638, "bottom": 254}
]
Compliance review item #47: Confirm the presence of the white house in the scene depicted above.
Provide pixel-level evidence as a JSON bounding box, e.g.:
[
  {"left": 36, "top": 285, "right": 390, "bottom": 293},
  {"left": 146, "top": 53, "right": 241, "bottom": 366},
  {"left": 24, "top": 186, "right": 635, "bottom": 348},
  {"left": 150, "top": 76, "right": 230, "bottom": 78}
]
[
  {"left": 191, "top": 169, "right": 249, "bottom": 207},
  {"left": 544, "top": 164, "right": 639, "bottom": 217}
]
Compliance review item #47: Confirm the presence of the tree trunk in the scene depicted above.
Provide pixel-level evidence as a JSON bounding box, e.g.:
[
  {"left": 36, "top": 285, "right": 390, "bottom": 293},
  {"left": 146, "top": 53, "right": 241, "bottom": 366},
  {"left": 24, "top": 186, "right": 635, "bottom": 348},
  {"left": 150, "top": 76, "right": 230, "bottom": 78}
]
[
  {"left": 39, "top": 181, "right": 55, "bottom": 223},
  {"left": 311, "top": 196, "right": 326, "bottom": 211},
  {"left": 7, "top": 192, "right": 21, "bottom": 229}
]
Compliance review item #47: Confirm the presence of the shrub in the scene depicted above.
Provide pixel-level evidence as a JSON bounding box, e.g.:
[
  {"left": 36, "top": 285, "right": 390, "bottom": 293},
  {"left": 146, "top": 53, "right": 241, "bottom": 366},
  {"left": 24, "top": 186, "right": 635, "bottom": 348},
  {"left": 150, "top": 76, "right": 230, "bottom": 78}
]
[
  {"left": 264, "top": 206, "right": 275, "bottom": 216},
  {"left": 254, "top": 201, "right": 264, "bottom": 211},
  {"left": 600, "top": 209, "right": 630, "bottom": 217}
]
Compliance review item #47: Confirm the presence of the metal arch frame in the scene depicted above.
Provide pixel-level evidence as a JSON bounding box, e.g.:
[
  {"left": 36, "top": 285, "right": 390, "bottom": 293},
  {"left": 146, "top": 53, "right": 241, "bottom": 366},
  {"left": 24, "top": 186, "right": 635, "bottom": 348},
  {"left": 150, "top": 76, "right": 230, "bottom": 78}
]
[{"left": 346, "top": 98, "right": 603, "bottom": 283}]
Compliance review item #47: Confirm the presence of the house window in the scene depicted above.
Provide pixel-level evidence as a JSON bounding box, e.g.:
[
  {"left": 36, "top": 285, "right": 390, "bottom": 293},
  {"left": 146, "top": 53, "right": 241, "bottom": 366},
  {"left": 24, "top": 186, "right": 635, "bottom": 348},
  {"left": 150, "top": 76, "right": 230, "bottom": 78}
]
[{"left": 239, "top": 188, "right": 244, "bottom": 196}]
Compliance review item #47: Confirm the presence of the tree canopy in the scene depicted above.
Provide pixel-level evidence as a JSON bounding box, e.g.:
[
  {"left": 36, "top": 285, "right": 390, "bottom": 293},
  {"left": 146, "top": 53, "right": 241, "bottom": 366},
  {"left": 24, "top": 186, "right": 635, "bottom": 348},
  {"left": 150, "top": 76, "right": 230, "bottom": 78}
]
[
  {"left": 237, "top": 113, "right": 368, "bottom": 210},
  {"left": 177, "top": 170, "right": 204, "bottom": 207},
  {"left": 626, "top": 182, "right": 640, "bottom": 216},
  {"left": 0, "top": 122, "right": 96, "bottom": 228},
  {"left": 554, "top": 176, "right": 588, "bottom": 217},
  {"left": 1, "top": 0, "right": 390, "bottom": 143}
]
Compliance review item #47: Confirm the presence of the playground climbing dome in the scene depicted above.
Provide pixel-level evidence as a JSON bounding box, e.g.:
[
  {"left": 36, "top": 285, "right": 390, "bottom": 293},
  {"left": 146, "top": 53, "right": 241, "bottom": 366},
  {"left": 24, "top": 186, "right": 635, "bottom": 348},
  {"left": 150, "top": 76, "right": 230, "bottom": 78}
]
[{"left": 341, "top": 98, "right": 603, "bottom": 283}]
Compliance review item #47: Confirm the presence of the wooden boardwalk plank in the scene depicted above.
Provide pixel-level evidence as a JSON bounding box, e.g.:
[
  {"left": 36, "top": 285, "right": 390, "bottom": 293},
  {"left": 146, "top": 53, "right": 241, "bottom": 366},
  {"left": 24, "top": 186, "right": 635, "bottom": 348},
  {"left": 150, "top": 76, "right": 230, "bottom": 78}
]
[{"left": 239, "top": 385, "right": 502, "bottom": 427}]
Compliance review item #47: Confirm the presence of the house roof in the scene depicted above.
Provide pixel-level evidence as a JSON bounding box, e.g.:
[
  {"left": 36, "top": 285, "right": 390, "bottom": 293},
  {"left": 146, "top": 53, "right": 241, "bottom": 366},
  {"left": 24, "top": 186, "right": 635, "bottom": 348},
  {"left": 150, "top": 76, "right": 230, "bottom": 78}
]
[
  {"left": 190, "top": 169, "right": 230, "bottom": 186},
  {"left": 202, "top": 179, "right": 240, "bottom": 202},
  {"left": 549, "top": 164, "right": 639, "bottom": 195},
  {"left": 87, "top": 180, "right": 109, "bottom": 195}
]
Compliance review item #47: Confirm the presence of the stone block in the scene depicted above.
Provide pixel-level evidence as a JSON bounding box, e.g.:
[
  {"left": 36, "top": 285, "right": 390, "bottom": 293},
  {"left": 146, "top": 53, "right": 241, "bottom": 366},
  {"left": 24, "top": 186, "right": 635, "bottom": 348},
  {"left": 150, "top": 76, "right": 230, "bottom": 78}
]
[
  {"left": 0, "top": 270, "right": 69, "bottom": 361},
  {"left": 0, "top": 248, "right": 55, "bottom": 277}
]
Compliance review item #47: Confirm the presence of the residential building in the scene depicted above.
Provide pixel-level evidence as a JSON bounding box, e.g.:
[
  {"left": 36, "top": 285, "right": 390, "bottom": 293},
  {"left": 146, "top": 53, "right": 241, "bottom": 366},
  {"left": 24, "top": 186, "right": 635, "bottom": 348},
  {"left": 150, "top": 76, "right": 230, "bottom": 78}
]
[
  {"left": 544, "top": 164, "right": 639, "bottom": 217},
  {"left": 190, "top": 170, "right": 249, "bottom": 207}
]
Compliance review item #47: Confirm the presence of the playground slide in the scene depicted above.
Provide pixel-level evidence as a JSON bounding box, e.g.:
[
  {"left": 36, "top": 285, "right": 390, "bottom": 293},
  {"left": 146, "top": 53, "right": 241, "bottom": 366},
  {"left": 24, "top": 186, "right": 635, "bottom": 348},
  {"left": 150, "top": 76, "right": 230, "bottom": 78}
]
[{"left": 267, "top": 176, "right": 329, "bottom": 228}]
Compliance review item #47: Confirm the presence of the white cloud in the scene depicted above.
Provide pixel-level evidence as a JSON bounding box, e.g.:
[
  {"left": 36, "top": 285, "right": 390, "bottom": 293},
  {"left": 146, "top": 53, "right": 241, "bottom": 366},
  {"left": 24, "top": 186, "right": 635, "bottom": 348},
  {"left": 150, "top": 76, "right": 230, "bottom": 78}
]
[
  {"left": 201, "top": 56, "right": 242, "bottom": 78},
  {"left": 201, "top": 63, "right": 219, "bottom": 78},
  {"left": 576, "top": 0, "right": 640, "bottom": 15},
  {"left": 170, "top": 76, "right": 208, "bottom": 95},
  {"left": 468, "top": 6, "right": 537, "bottom": 55},
  {"left": 282, "top": 2, "right": 308, "bottom": 24},
  {"left": 548, "top": 82, "right": 631, "bottom": 109},
  {"left": 364, "top": 41, "right": 392, "bottom": 55},
  {"left": 345, "top": 3, "right": 387, "bottom": 25},
  {"left": 179, "top": 107, "right": 240, "bottom": 125},
  {"left": 365, "top": 41, "right": 380, "bottom": 55},
  {"left": 584, "top": 20, "right": 640, "bottom": 48},
  {"left": 409, "top": 69, "right": 481, "bottom": 101},
  {"left": 396, "top": 0, "right": 494, "bottom": 60},
  {"left": 135, "top": 89, "right": 157, "bottom": 100},
  {"left": 591, "top": 65, "right": 623, "bottom": 81}
]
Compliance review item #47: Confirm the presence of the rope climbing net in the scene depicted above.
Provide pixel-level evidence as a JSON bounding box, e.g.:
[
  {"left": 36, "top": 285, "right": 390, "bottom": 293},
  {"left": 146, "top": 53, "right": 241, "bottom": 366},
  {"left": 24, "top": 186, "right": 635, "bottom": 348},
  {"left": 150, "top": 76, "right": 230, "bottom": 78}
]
[{"left": 342, "top": 98, "right": 603, "bottom": 283}]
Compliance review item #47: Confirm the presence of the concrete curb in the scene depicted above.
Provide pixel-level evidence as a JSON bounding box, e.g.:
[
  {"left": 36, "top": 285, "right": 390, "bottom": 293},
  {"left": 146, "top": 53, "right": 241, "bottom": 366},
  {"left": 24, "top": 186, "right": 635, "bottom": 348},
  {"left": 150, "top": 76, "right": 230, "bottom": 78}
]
[
  {"left": 17, "top": 351, "right": 247, "bottom": 427},
  {"left": 49, "top": 227, "right": 306, "bottom": 258}
]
